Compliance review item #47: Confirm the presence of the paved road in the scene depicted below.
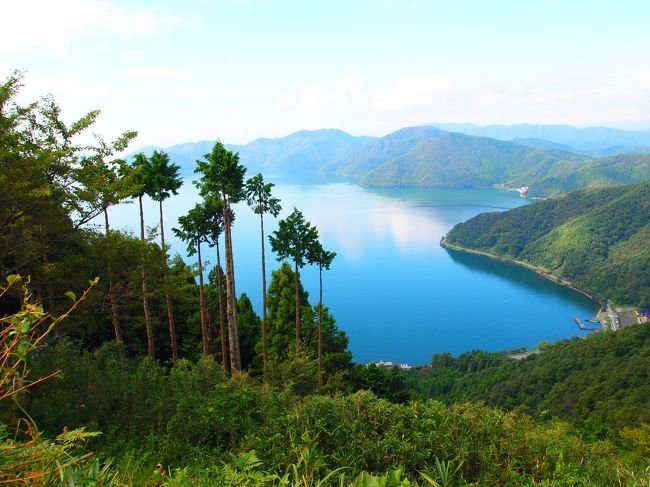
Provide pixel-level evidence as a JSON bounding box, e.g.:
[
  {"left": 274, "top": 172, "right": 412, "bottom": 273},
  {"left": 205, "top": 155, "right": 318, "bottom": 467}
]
[{"left": 607, "top": 302, "right": 619, "bottom": 331}]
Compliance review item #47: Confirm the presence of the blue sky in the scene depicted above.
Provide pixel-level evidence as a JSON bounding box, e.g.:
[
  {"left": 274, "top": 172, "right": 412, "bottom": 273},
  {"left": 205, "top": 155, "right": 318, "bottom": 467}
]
[{"left": 2, "top": 0, "right": 650, "bottom": 148}]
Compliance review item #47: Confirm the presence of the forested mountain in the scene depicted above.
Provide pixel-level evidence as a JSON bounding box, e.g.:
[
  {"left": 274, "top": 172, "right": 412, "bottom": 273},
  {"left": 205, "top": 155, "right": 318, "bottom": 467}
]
[
  {"left": 429, "top": 122, "right": 650, "bottom": 154},
  {"left": 510, "top": 137, "right": 578, "bottom": 152},
  {"left": 444, "top": 182, "right": 650, "bottom": 305},
  {"left": 129, "top": 126, "right": 650, "bottom": 197},
  {"left": 328, "top": 127, "right": 650, "bottom": 196},
  {"left": 405, "top": 321, "right": 650, "bottom": 437},
  {"left": 321, "top": 125, "right": 447, "bottom": 175},
  {"left": 351, "top": 131, "right": 583, "bottom": 188},
  {"left": 525, "top": 154, "right": 650, "bottom": 197}
]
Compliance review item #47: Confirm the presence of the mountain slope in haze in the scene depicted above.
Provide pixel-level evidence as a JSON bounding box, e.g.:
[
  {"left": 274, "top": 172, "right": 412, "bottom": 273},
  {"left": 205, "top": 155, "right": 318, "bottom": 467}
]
[
  {"left": 128, "top": 129, "right": 373, "bottom": 176},
  {"left": 235, "top": 128, "right": 373, "bottom": 172},
  {"left": 322, "top": 126, "right": 447, "bottom": 175},
  {"left": 510, "top": 137, "right": 578, "bottom": 152},
  {"left": 126, "top": 140, "right": 221, "bottom": 176},
  {"left": 429, "top": 122, "right": 650, "bottom": 154},
  {"left": 444, "top": 182, "right": 650, "bottom": 306}
]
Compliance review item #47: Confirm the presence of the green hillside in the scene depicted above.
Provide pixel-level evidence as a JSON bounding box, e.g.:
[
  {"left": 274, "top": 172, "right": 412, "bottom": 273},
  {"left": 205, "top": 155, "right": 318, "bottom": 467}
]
[
  {"left": 322, "top": 126, "right": 447, "bottom": 175},
  {"left": 525, "top": 153, "right": 650, "bottom": 197},
  {"left": 444, "top": 182, "right": 650, "bottom": 306},
  {"left": 357, "top": 132, "right": 582, "bottom": 188},
  {"left": 406, "top": 321, "right": 650, "bottom": 435},
  {"left": 326, "top": 127, "right": 650, "bottom": 196}
]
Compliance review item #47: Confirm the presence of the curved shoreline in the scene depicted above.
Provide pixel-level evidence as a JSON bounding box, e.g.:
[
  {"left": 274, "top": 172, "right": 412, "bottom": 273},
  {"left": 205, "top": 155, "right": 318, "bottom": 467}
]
[{"left": 440, "top": 237, "right": 599, "bottom": 304}]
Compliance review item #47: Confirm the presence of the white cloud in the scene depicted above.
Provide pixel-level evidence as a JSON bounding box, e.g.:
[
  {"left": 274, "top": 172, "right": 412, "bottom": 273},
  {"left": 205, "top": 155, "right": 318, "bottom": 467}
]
[
  {"left": 277, "top": 70, "right": 650, "bottom": 132},
  {"left": 294, "top": 72, "right": 452, "bottom": 113},
  {"left": 370, "top": 74, "right": 452, "bottom": 112},
  {"left": 0, "top": 0, "right": 165, "bottom": 57},
  {"left": 16, "top": 73, "right": 111, "bottom": 101},
  {"left": 299, "top": 83, "right": 324, "bottom": 109},
  {"left": 121, "top": 50, "right": 146, "bottom": 58},
  {"left": 126, "top": 66, "right": 183, "bottom": 78},
  {"left": 273, "top": 94, "right": 290, "bottom": 109}
]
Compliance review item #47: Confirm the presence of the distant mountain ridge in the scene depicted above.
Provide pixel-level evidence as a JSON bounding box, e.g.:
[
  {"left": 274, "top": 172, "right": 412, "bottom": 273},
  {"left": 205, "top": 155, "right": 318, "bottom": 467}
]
[
  {"left": 428, "top": 122, "right": 650, "bottom": 154},
  {"left": 127, "top": 124, "right": 650, "bottom": 196},
  {"left": 128, "top": 129, "right": 373, "bottom": 177},
  {"left": 233, "top": 129, "right": 373, "bottom": 172}
]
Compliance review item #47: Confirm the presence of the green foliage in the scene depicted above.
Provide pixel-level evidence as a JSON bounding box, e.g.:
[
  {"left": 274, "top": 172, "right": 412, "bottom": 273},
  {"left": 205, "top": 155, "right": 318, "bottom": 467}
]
[
  {"left": 173, "top": 203, "right": 211, "bottom": 256},
  {"left": 265, "top": 263, "right": 351, "bottom": 376},
  {"left": 245, "top": 172, "right": 282, "bottom": 217},
  {"left": 266, "top": 262, "right": 311, "bottom": 360},
  {"left": 348, "top": 364, "right": 411, "bottom": 403},
  {"left": 446, "top": 182, "right": 650, "bottom": 306},
  {"left": 404, "top": 351, "right": 515, "bottom": 403},
  {"left": 270, "top": 208, "right": 319, "bottom": 270},
  {"left": 0, "top": 71, "right": 135, "bottom": 291},
  {"left": 0, "top": 276, "right": 118, "bottom": 485},
  {"left": 7, "top": 338, "right": 647, "bottom": 486},
  {"left": 194, "top": 141, "right": 247, "bottom": 203},
  {"left": 308, "top": 243, "right": 336, "bottom": 272},
  {"left": 404, "top": 323, "right": 650, "bottom": 439},
  {"left": 147, "top": 150, "right": 183, "bottom": 202},
  {"left": 237, "top": 293, "right": 262, "bottom": 370}
]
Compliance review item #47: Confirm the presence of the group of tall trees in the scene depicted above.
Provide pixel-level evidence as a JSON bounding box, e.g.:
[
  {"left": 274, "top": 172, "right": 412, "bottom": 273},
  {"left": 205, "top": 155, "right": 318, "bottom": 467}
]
[
  {"left": 1, "top": 71, "right": 344, "bottom": 378},
  {"left": 124, "top": 151, "right": 184, "bottom": 359},
  {"left": 172, "top": 142, "right": 338, "bottom": 382}
]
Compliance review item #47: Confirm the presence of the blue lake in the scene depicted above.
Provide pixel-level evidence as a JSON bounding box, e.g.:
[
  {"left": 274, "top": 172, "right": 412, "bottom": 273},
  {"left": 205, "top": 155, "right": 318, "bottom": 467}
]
[{"left": 107, "top": 175, "right": 597, "bottom": 365}]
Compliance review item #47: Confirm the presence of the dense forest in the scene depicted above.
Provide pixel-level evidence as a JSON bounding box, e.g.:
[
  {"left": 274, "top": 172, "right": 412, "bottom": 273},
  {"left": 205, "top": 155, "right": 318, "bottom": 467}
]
[
  {"left": 2, "top": 72, "right": 649, "bottom": 485},
  {"left": 444, "top": 182, "right": 650, "bottom": 306},
  {"left": 403, "top": 322, "right": 650, "bottom": 438}
]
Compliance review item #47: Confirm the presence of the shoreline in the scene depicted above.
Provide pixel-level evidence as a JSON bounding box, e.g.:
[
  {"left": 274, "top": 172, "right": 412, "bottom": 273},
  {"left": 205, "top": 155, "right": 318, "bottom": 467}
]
[{"left": 440, "top": 237, "right": 599, "bottom": 304}]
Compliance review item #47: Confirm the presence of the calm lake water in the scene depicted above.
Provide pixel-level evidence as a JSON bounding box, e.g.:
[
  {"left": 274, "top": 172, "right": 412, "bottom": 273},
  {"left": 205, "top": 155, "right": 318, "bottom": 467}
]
[{"left": 107, "top": 174, "right": 597, "bottom": 365}]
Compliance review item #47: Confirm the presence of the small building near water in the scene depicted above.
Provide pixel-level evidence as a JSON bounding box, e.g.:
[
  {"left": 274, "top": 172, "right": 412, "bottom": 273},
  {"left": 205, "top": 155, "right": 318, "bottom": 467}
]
[
  {"left": 638, "top": 308, "right": 650, "bottom": 323},
  {"left": 374, "top": 360, "right": 413, "bottom": 370}
]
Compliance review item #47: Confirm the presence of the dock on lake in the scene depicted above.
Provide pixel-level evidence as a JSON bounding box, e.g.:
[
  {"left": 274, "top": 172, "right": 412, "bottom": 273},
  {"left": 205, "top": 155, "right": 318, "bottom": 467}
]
[{"left": 574, "top": 316, "right": 600, "bottom": 331}]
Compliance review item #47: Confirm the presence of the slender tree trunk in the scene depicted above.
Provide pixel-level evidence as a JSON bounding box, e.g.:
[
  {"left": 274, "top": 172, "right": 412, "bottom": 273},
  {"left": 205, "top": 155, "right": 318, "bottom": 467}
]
[
  {"left": 104, "top": 208, "right": 123, "bottom": 353},
  {"left": 139, "top": 195, "right": 154, "bottom": 359},
  {"left": 207, "top": 310, "right": 215, "bottom": 356},
  {"left": 318, "top": 266, "right": 323, "bottom": 386},
  {"left": 43, "top": 252, "right": 56, "bottom": 317},
  {"left": 198, "top": 242, "right": 209, "bottom": 356},
  {"left": 260, "top": 214, "right": 268, "bottom": 377},
  {"left": 159, "top": 199, "right": 178, "bottom": 361},
  {"left": 295, "top": 262, "right": 300, "bottom": 356},
  {"left": 216, "top": 236, "right": 228, "bottom": 371},
  {"left": 222, "top": 192, "right": 241, "bottom": 370}
]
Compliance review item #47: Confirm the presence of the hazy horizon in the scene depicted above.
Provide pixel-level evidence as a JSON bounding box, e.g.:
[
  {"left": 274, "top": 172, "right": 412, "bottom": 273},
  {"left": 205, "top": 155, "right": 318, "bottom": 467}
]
[{"left": 131, "top": 122, "right": 650, "bottom": 153}]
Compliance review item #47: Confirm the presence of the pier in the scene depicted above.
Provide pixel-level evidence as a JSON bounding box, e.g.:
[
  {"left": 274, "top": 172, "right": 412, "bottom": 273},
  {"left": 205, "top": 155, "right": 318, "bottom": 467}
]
[{"left": 574, "top": 316, "right": 600, "bottom": 331}]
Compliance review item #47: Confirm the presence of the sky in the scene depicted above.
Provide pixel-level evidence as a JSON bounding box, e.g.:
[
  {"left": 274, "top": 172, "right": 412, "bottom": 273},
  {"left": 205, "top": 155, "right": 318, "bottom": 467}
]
[{"left": 2, "top": 0, "right": 650, "bottom": 148}]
